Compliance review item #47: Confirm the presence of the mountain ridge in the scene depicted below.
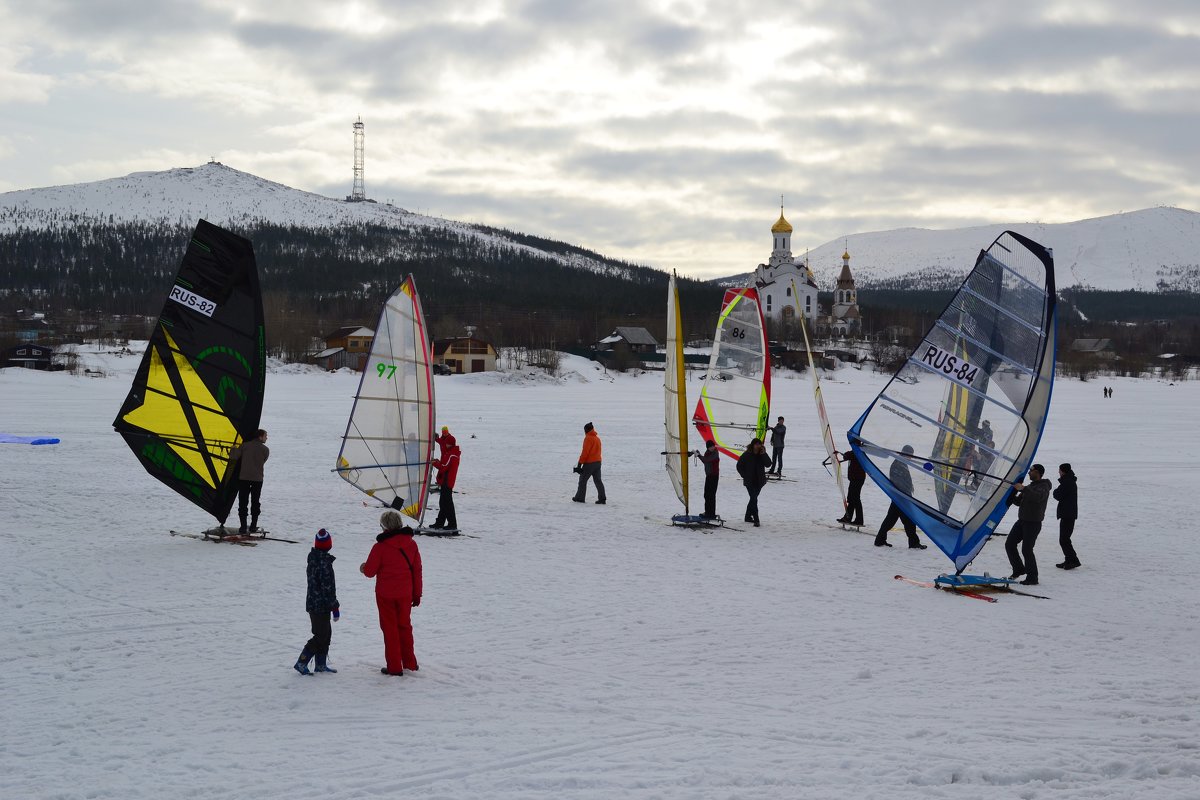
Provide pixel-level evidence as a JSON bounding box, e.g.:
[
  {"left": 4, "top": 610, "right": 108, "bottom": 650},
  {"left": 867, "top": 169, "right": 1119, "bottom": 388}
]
[{"left": 718, "top": 207, "right": 1200, "bottom": 293}]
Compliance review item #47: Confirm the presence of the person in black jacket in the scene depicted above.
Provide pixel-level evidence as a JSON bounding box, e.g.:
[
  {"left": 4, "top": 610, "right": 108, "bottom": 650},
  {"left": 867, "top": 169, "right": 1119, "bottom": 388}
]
[
  {"left": 1005, "top": 464, "right": 1052, "bottom": 585},
  {"left": 874, "top": 445, "right": 925, "bottom": 548},
  {"left": 736, "top": 438, "right": 772, "bottom": 527},
  {"left": 837, "top": 447, "right": 866, "bottom": 526},
  {"left": 295, "top": 529, "right": 340, "bottom": 675},
  {"left": 698, "top": 440, "right": 720, "bottom": 519},
  {"left": 1054, "top": 463, "right": 1081, "bottom": 570}
]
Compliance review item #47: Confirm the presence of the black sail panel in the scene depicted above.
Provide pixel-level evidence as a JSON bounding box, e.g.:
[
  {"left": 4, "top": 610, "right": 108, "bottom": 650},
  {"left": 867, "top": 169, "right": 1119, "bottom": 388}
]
[{"left": 113, "top": 220, "right": 266, "bottom": 524}]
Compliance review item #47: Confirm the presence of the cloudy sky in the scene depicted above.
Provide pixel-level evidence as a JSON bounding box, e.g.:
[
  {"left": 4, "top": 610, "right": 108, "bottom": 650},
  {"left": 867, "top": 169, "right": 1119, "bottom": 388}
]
[{"left": 2, "top": 0, "right": 1197, "bottom": 279}]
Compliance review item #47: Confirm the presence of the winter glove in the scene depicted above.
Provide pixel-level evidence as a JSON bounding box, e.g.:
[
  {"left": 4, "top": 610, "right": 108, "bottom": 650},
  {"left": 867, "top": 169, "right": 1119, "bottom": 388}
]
[
  {"left": 412, "top": 597, "right": 421, "bottom": 607},
  {"left": 572, "top": 465, "right": 582, "bottom": 474},
  {"left": 332, "top": 608, "right": 340, "bottom": 622}
]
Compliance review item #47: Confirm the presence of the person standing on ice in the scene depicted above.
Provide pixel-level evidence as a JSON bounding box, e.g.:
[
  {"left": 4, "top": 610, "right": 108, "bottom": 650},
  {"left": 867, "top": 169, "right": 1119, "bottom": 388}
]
[
  {"left": 229, "top": 428, "right": 268, "bottom": 534},
  {"left": 430, "top": 437, "right": 460, "bottom": 530},
  {"left": 294, "top": 528, "right": 339, "bottom": 675},
  {"left": 434, "top": 425, "right": 456, "bottom": 459},
  {"left": 360, "top": 511, "right": 423, "bottom": 676},
  {"left": 873, "top": 445, "right": 926, "bottom": 549},
  {"left": 698, "top": 439, "right": 720, "bottom": 519},
  {"left": 1054, "top": 463, "right": 1081, "bottom": 570},
  {"left": 736, "top": 438, "right": 772, "bottom": 527},
  {"left": 767, "top": 416, "right": 786, "bottom": 476},
  {"left": 836, "top": 447, "right": 866, "bottom": 526},
  {"left": 1005, "top": 464, "right": 1052, "bottom": 586},
  {"left": 572, "top": 422, "right": 606, "bottom": 505}
]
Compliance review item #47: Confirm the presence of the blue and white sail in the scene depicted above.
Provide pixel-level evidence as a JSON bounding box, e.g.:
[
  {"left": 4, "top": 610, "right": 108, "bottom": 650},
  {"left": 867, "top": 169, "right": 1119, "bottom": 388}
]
[{"left": 847, "top": 231, "right": 1056, "bottom": 573}]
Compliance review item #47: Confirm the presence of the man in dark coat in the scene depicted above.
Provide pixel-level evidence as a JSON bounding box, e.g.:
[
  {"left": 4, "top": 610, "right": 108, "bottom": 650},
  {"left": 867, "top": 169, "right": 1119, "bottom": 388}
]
[
  {"left": 767, "top": 417, "right": 786, "bottom": 476},
  {"left": 837, "top": 447, "right": 866, "bottom": 526},
  {"left": 1054, "top": 463, "right": 1080, "bottom": 570},
  {"left": 1006, "top": 464, "right": 1053, "bottom": 585},
  {"left": 295, "top": 529, "right": 340, "bottom": 675},
  {"left": 699, "top": 439, "right": 720, "bottom": 519},
  {"left": 736, "top": 438, "right": 772, "bottom": 527},
  {"left": 874, "top": 445, "right": 925, "bottom": 548},
  {"left": 230, "top": 428, "right": 269, "bottom": 533}
]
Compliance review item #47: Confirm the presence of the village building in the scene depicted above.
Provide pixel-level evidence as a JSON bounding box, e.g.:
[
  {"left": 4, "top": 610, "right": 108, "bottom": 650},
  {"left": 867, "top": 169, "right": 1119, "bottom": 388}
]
[
  {"left": 434, "top": 336, "right": 498, "bottom": 374},
  {"left": 312, "top": 326, "right": 374, "bottom": 371}
]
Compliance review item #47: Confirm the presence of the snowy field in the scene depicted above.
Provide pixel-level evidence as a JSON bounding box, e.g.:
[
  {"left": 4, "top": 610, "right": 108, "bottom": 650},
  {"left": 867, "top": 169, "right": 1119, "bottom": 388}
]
[{"left": 2, "top": 352, "right": 1198, "bottom": 799}]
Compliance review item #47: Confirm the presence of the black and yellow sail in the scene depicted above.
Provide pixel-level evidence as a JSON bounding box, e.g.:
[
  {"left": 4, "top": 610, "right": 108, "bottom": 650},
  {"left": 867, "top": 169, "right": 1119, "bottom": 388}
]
[{"left": 113, "top": 220, "right": 266, "bottom": 524}]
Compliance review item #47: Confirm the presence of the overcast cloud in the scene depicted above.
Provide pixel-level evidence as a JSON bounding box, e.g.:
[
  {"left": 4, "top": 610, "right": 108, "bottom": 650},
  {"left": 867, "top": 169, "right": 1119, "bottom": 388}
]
[{"left": 2, "top": 0, "right": 1197, "bottom": 278}]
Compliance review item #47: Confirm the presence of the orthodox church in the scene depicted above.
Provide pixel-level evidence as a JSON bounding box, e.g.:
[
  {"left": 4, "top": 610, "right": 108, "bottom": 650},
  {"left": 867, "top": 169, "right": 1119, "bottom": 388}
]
[
  {"left": 752, "top": 206, "right": 862, "bottom": 337},
  {"left": 753, "top": 207, "right": 819, "bottom": 325}
]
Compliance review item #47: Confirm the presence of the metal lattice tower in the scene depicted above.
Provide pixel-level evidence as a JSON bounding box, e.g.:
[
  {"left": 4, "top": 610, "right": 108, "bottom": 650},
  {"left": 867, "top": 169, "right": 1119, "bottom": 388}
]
[{"left": 351, "top": 116, "right": 365, "bottom": 201}]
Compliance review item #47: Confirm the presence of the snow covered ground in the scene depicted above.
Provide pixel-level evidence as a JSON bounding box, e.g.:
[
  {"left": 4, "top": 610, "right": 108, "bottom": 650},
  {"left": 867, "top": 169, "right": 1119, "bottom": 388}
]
[{"left": 2, "top": 352, "right": 1198, "bottom": 799}]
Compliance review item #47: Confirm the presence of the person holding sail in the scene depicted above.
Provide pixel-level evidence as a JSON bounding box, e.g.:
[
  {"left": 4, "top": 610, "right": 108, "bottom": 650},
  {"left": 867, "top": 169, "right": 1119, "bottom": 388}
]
[
  {"left": 229, "top": 428, "right": 269, "bottom": 534},
  {"left": 836, "top": 446, "right": 866, "bottom": 526},
  {"left": 1005, "top": 464, "right": 1052, "bottom": 585},
  {"left": 698, "top": 439, "right": 720, "bottom": 519},
  {"left": 873, "top": 445, "right": 926, "bottom": 549}
]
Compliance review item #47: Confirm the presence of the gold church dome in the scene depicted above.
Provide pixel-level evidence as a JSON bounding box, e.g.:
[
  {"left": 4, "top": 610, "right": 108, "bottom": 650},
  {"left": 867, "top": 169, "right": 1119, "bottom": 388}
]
[{"left": 771, "top": 212, "right": 793, "bottom": 234}]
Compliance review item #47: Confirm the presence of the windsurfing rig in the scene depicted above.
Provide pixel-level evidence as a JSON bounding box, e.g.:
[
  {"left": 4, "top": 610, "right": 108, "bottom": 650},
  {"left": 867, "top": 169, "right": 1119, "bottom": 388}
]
[
  {"left": 693, "top": 286, "right": 771, "bottom": 462},
  {"left": 847, "top": 231, "right": 1056, "bottom": 576},
  {"left": 792, "top": 279, "right": 847, "bottom": 511},
  {"left": 112, "top": 220, "right": 265, "bottom": 526},
  {"left": 334, "top": 275, "right": 436, "bottom": 525}
]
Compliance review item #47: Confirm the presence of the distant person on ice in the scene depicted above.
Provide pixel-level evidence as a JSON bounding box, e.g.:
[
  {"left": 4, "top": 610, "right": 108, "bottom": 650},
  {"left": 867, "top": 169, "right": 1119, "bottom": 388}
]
[
  {"left": 430, "top": 434, "right": 461, "bottom": 530},
  {"left": 1054, "top": 463, "right": 1081, "bottom": 570},
  {"left": 572, "top": 422, "right": 606, "bottom": 505},
  {"left": 229, "top": 428, "right": 268, "bottom": 534},
  {"left": 699, "top": 439, "right": 720, "bottom": 519},
  {"left": 836, "top": 446, "right": 866, "bottom": 526},
  {"left": 1005, "top": 464, "right": 1052, "bottom": 586},
  {"left": 768, "top": 416, "right": 786, "bottom": 476},
  {"left": 294, "top": 528, "right": 339, "bottom": 676},
  {"left": 873, "top": 445, "right": 926, "bottom": 549},
  {"left": 736, "top": 438, "right": 772, "bottom": 527},
  {"left": 360, "top": 511, "right": 423, "bottom": 676}
]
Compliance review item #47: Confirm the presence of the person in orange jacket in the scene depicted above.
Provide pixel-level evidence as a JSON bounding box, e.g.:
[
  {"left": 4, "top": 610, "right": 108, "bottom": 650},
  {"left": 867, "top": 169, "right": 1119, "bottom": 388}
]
[
  {"left": 360, "top": 511, "right": 423, "bottom": 676},
  {"left": 571, "top": 421, "right": 606, "bottom": 505}
]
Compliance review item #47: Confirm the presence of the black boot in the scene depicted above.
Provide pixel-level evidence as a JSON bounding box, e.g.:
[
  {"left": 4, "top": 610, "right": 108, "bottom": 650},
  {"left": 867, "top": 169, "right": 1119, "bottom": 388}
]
[
  {"left": 314, "top": 653, "right": 337, "bottom": 674},
  {"left": 249, "top": 516, "right": 259, "bottom": 533},
  {"left": 239, "top": 515, "right": 248, "bottom": 535}
]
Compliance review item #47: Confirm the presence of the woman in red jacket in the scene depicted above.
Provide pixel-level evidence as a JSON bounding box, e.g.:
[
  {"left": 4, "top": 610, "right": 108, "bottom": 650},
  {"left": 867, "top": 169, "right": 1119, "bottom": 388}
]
[{"left": 360, "top": 510, "right": 423, "bottom": 675}]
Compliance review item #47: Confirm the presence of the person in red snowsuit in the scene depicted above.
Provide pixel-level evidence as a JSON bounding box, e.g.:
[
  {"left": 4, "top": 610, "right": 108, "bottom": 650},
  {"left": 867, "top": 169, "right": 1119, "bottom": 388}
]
[
  {"left": 360, "top": 510, "right": 423, "bottom": 675},
  {"left": 431, "top": 440, "right": 460, "bottom": 530}
]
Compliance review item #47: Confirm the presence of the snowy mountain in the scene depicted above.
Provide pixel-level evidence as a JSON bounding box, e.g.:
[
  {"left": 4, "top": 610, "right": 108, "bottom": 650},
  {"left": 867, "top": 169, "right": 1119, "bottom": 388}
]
[
  {"left": 0, "top": 162, "right": 640, "bottom": 280},
  {"left": 720, "top": 207, "right": 1200, "bottom": 293}
]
